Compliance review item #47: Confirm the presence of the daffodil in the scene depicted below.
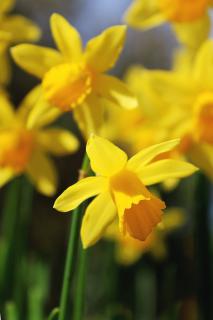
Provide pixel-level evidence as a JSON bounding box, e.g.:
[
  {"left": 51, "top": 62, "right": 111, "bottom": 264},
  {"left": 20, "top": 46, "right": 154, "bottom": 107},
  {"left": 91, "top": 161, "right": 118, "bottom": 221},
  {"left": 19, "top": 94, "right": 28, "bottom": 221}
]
[
  {"left": 103, "top": 65, "right": 171, "bottom": 155},
  {"left": 11, "top": 13, "right": 138, "bottom": 138},
  {"left": 105, "top": 208, "right": 185, "bottom": 265},
  {"left": 125, "top": 0, "right": 213, "bottom": 49},
  {"left": 54, "top": 135, "right": 197, "bottom": 248},
  {"left": 0, "top": 87, "right": 79, "bottom": 196},
  {"left": 0, "top": 0, "right": 40, "bottom": 85},
  {"left": 127, "top": 40, "right": 213, "bottom": 180}
]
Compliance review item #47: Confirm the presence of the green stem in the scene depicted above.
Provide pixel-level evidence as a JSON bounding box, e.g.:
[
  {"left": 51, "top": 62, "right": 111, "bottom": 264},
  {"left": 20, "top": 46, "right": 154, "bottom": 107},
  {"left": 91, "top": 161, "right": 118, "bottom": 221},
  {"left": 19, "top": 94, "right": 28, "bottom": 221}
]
[
  {"left": 72, "top": 243, "right": 87, "bottom": 320},
  {"left": 58, "top": 154, "right": 90, "bottom": 320},
  {"left": 0, "top": 177, "right": 22, "bottom": 304},
  {"left": 194, "top": 173, "right": 212, "bottom": 320},
  {"left": 14, "top": 176, "right": 34, "bottom": 317}
]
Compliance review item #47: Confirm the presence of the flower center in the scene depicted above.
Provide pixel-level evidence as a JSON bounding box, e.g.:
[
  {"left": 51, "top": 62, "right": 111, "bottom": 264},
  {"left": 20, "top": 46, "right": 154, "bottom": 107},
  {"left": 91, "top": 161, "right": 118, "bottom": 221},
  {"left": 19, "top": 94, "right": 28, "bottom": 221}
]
[
  {"left": 158, "top": 0, "right": 208, "bottom": 22},
  {"left": 42, "top": 63, "right": 93, "bottom": 111},
  {"left": 0, "top": 128, "right": 34, "bottom": 172},
  {"left": 193, "top": 92, "right": 213, "bottom": 144}
]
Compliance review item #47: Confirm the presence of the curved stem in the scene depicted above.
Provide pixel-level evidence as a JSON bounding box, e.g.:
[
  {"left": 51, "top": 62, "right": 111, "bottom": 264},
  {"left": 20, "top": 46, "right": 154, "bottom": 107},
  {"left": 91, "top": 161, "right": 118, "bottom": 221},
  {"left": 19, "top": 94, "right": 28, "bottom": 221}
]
[{"left": 58, "top": 153, "right": 90, "bottom": 320}]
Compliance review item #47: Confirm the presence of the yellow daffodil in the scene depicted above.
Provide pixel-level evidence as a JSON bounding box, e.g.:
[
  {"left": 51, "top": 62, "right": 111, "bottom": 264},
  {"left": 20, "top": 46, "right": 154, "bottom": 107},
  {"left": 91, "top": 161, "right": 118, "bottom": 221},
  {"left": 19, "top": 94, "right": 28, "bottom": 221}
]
[
  {"left": 0, "top": 87, "right": 79, "bottom": 196},
  {"left": 11, "top": 13, "right": 138, "bottom": 138},
  {"left": 0, "top": 0, "right": 40, "bottom": 85},
  {"left": 54, "top": 135, "right": 197, "bottom": 248},
  {"left": 125, "top": 0, "right": 213, "bottom": 49},
  {"left": 103, "top": 65, "right": 171, "bottom": 155},
  {"left": 128, "top": 40, "right": 213, "bottom": 180},
  {"left": 105, "top": 208, "right": 185, "bottom": 265}
]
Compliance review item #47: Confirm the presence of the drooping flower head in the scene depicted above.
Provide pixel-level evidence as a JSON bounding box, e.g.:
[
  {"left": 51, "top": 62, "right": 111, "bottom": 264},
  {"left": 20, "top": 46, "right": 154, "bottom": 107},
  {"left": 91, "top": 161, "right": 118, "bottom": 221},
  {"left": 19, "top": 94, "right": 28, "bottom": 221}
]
[
  {"left": 125, "top": 0, "right": 213, "bottom": 49},
  {"left": 54, "top": 135, "right": 197, "bottom": 248},
  {"left": 0, "top": 87, "right": 79, "bottom": 196},
  {"left": 11, "top": 13, "right": 138, "bottom": 138},
  {"left": 0, "top": 0, "right": 40, "bottom": 84}
]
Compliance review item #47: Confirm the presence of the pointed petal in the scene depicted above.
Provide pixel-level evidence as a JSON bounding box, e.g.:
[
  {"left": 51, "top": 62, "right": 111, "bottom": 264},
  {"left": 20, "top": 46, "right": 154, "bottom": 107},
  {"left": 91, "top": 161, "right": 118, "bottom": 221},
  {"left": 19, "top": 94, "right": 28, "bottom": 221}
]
[
  {"left": 139, "top": 159, "right": 198, "bottom": 186},
  {"left": 85, "top": 25, "right": 126, "bottom": 72},
  {"left": 11, "top": 44, "right": 62, "bottom": 78},
  {"left": 173, "top": 15, "right": 210, "bottom": 50},
  {"left": 54, "top": 176, "right": 107, "bottom": 212},
  {"left": 73, "top": 95, "right": 104, "bottom": 139},
  {"left": 124, "top": 0, "right": 165, "bottom": 29},
  {"left": 86, "top": 135, "right": 127, "bottom": 176},
  {"left": 17, "top": 85, "right": 42, "bottom": 121},
  {"left": 1, "top": 15, "right": 41, "bottom": 42},
  {"left": 26, "top": 95, "right": 62, "bottom": 129},
  {"left": 193, "top": 39, "right": 213, "bottom": 84},
  {"left": 127, "top": 139, "right": 180, "bottom": 172},
  {"left": 37, "top": 128, "right": 79, "bottom": 156},
  {"left": 26, "top": 150, "right": 58, "bottom": 196},
  {"left": 97, "top": 75, "right": 138, "bottom": 109},
  {"left": 81, "top": 191, "right": 116, "bottom": 248},
  {"left": 50, "top": 13, "right": 82, "bottom": 60}
]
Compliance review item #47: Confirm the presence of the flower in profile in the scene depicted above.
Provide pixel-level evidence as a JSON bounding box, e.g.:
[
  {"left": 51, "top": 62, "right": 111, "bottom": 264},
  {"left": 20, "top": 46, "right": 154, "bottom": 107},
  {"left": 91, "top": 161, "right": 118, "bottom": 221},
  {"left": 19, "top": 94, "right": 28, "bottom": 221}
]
[
  {"left": 0, "top": 87, "right": 79, "bottom": 196},
  {"left": 105, "top": 208, "right": 185, "bottom": 265},
  {"left": 11, "top": 13, "right": 138, "bottom": 138},
  {"left": 125, "top": 0, "right": 212, "bottom": 49},
  {"left": 128, "top": 40, "right": 213, "bottom": 179},
  {"left": 0, "top": 0, "right": 40, "bottom": 85},
  {"left": 54, "top": 135, "right": 197, "bottom": 248}
]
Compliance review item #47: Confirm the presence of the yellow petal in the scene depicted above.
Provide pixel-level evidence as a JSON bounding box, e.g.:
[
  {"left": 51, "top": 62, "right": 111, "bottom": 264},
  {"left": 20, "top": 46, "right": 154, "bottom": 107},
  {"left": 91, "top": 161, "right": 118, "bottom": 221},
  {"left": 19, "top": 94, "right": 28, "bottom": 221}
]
[
  {"left": 193, "top": 39, "right": 213, "bottom": 85},
  {"left": 124, "top": 0, "right": 165, "bottom": 29},
  {"left": 73, "top": 95, "right": 104, "bottom": 139},
  {"left": 37, "top": 128, "right": 79, "bottom": 156},
  {"left": 1, "top": 15, "right": 41, "bottom": 42},
  {"left": 172, "top": 14, "right": 210, "bottom": 50},
  {"left": 50, "top": 13, "right": 82, "bottom": 60},
  {"left": 97, "top": 75, "right": 138, "bottom": 109},
  {"left": 81, "top": 191, "right": 116, "bottom": 248},
  {"left": 26, "top": 150, "right": 58, "bottom": 196},
  {"left": 189, "top": 143, "right": 213, "bottom": 180},
  {"left": 54, "top": 176, "right": 107, "bottom": 212},
  {"left": 17, "top": 85, "right": 42, "bottom": 121},
  {"left": 0, "top": 0, "right": 15, "bottom": 13},
  {"left": 26, "top": 95, "right": 62, "bottom": 129},
  {"left": 86, "top": 135, "right": 127, "bottom": 176},
  {"left": 0, "top": 167, "right": 15, "bottom": 187},
  {"left": 127, "top": 139, "right": 180, "bottom": 172},
  {"left": 85, "top": 25, "right": 126, "bottom": 72},
  {"left": 0, "top": 50, "right": 11, "bottom": 85},
  {"left": 139, "top": 159, "right": 198, "bottom": 186},
  {"left": 11, "top": 44, "right": 62, "bottom": 78},
  {"left": 0, "top": 90, "right": 15, "bottom": 126}
]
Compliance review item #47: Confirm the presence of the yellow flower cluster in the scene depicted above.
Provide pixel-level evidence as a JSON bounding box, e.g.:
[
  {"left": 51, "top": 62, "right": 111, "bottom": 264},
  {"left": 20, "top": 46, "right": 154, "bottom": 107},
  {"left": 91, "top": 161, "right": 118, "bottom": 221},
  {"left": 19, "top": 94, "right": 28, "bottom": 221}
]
[{"left": 1, "top": 0, "right": 209, "bottom": 258}]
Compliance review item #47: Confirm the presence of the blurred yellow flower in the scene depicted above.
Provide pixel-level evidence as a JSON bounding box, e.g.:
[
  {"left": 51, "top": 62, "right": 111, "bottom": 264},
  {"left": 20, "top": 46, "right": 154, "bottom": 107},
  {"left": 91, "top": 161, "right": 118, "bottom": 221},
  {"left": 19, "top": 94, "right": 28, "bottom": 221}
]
[
  {"left": 0, "top": 87, "right": 79, "bottom": 196},
  {"left": 125, "top": 0, "right": 212, "bottom": 49},
  {"left": 11, "top": 13, "right": 138, "bottom": 138},
  {"left": 54, "top": 135, "right": 197, "bottom": 248},
  {"left": 105, "top": 208, "right": 185, "bottom": 265},
  {"left": 127, "top": 40, "right": 213, "bottom": 180},
  {"left": 103, "top": 66, "right": 171, "bottom": 155},
  {"left": 0, "top": 0, "right": 40, "bottom": 84}
]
